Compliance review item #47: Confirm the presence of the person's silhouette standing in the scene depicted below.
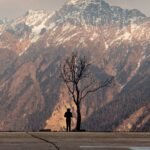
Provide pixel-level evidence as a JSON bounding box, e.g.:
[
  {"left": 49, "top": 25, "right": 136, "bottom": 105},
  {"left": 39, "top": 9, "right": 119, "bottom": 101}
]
[{"left": 64, "top": 108, "right": 72, "bottom": 132}]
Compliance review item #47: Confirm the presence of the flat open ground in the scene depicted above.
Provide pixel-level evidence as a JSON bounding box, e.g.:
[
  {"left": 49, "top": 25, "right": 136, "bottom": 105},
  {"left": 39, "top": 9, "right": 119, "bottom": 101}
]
[{"left": 0, "top": 132, "right": 149, "bottom": 150}]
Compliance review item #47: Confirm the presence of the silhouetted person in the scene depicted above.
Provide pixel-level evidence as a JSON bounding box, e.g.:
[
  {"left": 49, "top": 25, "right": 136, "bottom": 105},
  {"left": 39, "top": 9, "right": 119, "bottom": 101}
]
[{"left": 64, "top": 108, "right": 72, "bottom": 132}]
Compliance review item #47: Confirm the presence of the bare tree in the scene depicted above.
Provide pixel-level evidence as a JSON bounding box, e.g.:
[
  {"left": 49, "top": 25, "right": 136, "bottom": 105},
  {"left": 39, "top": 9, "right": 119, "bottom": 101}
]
[{"left": 60, "top": 52, "right": 113, "bottom": 131}]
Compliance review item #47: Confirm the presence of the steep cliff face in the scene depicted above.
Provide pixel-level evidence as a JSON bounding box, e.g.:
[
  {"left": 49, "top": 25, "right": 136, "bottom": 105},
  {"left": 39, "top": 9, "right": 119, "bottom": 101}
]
[{"left": 0, "top": 0, "right": 149, "bottom": 131}]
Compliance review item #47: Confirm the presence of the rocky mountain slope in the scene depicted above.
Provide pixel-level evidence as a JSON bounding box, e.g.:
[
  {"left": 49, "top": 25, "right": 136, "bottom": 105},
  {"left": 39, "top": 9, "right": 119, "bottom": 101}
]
[{"left": 0, "top": 0, "right": 149, "bottom": 131}]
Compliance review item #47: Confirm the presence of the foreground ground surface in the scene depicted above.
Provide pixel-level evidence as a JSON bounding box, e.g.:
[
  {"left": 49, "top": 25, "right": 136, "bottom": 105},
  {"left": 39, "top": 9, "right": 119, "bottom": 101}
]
[{"left": 0, "top": 132, "right": 149, "bottom": 150}]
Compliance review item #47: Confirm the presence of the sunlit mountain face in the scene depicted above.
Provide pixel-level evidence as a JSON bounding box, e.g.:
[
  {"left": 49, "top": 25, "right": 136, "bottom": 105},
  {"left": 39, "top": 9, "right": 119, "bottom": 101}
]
[{"left": 0, "top": 0, "right": 149, "bottom": 131}]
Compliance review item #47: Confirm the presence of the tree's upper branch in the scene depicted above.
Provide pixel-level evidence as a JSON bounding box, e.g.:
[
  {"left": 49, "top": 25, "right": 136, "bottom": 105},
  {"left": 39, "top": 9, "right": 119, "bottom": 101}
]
[{"left": 80, "top": 77, "right": 114, "bottom": 100}]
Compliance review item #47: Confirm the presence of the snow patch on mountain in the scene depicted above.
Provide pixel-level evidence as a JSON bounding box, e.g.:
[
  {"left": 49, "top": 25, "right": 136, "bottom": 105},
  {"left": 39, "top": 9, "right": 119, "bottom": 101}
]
[
  {"left": 130, "top": 23, "right": 140, "bottom": 32},
  {"left": 90, "top": 32, "right": 99, "bottom": 41},
  {"left": 48, "top": 22, "right": 56, "bottom": 30},
  {"left": 127, "top": 54, "right": 146, "bottom": 83},
  {"left": 19, "top": 47, "right": 29, "bottom": 56},
  {"left": 105, "top": 41, "right": 109, "bottom": 49},
  {"left": 25, "top": 10, "right": 49, "bottom": 27},
  {"left": 118, "top": 32, "right": 132, "bottom": 41},
  {"left": 110, "top": 31, "right": 132, "bottom": 46},
  {"left": 68, "top": 0, "right": 80, "bottom": 5},
  {"left": 62, "top": 23, "right": 76, "bottom": 32},
  {"left": 30, "top": 34, "right": 40, "bottom": 43}
]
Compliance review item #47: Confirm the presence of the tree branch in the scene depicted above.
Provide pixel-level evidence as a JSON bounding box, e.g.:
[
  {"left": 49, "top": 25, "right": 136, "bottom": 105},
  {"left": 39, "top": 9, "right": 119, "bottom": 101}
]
[{"left": 80, "top": 77, "right": 114, "bottom": 100}]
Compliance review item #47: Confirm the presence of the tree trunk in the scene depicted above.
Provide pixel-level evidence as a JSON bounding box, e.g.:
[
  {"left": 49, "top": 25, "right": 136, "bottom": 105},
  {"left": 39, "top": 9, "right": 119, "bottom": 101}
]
[{"left": 76, "top": 104, "right": 81, "bottom": 131}]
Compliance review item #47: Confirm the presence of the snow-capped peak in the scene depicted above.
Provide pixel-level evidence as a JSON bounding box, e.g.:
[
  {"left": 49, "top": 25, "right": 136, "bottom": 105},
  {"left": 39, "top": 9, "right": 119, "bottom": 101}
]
[{"left": 56, "top": 0, "right": 146, "bottom": 27}]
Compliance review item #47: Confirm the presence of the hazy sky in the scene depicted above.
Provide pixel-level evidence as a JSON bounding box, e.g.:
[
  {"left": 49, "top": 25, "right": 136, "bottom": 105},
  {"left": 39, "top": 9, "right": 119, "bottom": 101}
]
[{"left": 0, "top": 0, "right": 149, "bottom": 19}]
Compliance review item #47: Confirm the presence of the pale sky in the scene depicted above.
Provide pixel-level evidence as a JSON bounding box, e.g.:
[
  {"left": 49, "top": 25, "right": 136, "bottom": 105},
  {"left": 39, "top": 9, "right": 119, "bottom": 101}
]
[{"left": 0, "top": 0, "right": 149, "bottom": 19}]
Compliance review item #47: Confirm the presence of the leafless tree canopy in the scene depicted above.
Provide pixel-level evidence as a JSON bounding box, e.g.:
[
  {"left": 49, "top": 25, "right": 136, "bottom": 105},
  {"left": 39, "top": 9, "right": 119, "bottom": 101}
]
[{"left": 60, "top": 52, "right": 113, "bottom": 104}]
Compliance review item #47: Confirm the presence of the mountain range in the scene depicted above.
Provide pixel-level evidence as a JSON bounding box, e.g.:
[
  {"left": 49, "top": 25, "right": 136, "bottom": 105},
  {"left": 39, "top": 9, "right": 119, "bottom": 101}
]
[{"left": 0, "top": 0, "right": 149, "bottom": 131}]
